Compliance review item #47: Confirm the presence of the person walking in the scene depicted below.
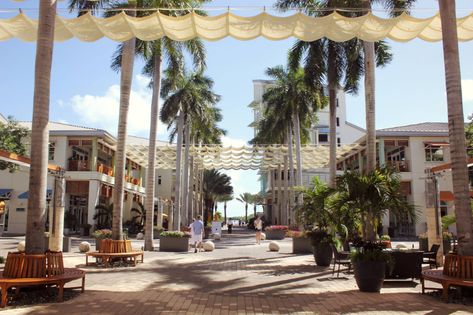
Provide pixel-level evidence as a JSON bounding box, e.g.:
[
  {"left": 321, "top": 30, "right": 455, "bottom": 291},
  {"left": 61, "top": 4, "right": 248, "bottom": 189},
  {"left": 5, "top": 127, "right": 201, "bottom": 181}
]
[
  {"left": 191, "top": 215, "right": 204, "bottom": 253},
  {"left": 254, "top": 215, "right": 263, "bottom": 245},
  {"left": 227, "top": 218, "right": 233, "bottom": 234}
]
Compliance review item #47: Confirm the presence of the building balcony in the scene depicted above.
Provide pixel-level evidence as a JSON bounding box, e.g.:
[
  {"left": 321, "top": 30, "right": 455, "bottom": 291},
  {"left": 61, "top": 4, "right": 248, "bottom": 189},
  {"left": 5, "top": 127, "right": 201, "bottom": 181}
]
[
  {"left": 97, "top": 163, "right": 114, "bottom": 176},
  {"left": 68, "top": 159, "right": 89, "bottom": 172},
  {"left": 386, "top": 160, "right": 410, "bottom": 172}
]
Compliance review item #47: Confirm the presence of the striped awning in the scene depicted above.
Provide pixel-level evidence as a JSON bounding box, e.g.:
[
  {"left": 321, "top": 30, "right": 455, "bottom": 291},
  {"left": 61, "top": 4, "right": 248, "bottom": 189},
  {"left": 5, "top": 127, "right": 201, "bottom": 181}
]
[{"left": 0, "top": 189, "right": 13, "bottom": 200}]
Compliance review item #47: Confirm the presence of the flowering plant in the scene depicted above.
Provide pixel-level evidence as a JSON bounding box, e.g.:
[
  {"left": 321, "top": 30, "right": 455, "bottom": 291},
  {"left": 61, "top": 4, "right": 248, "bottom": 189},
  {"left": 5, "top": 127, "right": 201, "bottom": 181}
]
[
  {"left": 265, "top": 225, "right": 288, "bottom": 231},
  {"left": 92, "top": 229, "right": 112, "bottom": 239},
  {"left": 160, "top": 231, "right": 191, "bottom": 238},
  {"left": 442, "top": 231, "right": 453, "bottom": 240},
  {"left": 287, "top": 230, "right": 306, "bottom": 238}
]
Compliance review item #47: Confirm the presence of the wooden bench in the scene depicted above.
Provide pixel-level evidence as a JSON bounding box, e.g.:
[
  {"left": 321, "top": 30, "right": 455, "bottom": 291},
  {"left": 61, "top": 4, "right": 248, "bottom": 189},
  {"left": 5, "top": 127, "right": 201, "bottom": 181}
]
[
  {"left": 85, "top": 239, "right": 144, "bottom": 267},
  {"left": 421, "top": 254, "right": 473, "bottom": 300},
  {"left": 0, "top": 252, "right": 85, "bottom": 308}
]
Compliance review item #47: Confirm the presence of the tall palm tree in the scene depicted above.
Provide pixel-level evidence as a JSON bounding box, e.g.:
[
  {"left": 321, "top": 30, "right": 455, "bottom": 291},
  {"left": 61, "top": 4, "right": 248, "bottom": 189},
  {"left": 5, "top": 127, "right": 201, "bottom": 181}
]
[
  {"left": 237, "top": 193, "right": 253, "bottom": 223},
  {"left": 25, "top": 0, "right": 57, "bottom": 254},
  {"left": 438, "top": 0, "right": 473, "bottom": 255},
  {"left": 252, "top": 193, "right": 265, "bottom": 218},
  {"left": 276, "top": 0, "right": 392, "bottom": 188},
  {"left": 203, "top": 170, "right": 233, "bottom": 224},
  {"left": 216, "top": 194, "right": 233, "bottom": 223},
  {"left": 161, "top": 72, "right": 221, "bottom": 229},
  {"left": 70, "top": 0, "right": 137, "bottom": 240}
]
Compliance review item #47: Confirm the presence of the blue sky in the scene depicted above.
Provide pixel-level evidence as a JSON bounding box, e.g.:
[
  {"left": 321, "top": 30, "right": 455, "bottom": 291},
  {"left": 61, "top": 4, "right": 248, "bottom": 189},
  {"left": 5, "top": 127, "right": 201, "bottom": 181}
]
[{"left": 0, "top": 0, "right": 473, "bottom": 217}]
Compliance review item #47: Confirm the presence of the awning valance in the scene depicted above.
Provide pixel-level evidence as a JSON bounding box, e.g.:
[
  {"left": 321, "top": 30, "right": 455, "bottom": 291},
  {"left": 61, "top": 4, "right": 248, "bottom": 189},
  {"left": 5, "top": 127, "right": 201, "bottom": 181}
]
[
  {"left": 0, "top": 189, "right": 13, "bottom": 200},
  {"left": 1, "top": 11, "right": 473, "bottom": 43}
]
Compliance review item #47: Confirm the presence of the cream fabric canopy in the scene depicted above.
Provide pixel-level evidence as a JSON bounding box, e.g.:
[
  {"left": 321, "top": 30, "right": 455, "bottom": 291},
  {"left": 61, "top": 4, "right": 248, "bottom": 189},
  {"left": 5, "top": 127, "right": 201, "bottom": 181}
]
[
  {"left": 125, "top": 144, "right": 361, "bottom": 170},
  {"left": 1, "top": 11, "right": 473, "bottom": 42}
]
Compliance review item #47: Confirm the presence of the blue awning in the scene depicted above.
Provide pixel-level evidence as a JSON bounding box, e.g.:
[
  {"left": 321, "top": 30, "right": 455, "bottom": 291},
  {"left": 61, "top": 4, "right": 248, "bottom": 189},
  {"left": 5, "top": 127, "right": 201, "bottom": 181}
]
[
  {"left": 18, "top": 189, "right": 53, "bottom": 200},
  {"left": 0, "top": 189, "right": 13, "bottom": 199}
]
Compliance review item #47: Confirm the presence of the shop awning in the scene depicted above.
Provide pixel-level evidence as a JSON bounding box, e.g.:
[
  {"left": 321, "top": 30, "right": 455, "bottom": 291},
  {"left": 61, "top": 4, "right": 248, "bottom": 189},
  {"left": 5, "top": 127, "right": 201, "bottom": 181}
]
[
  {"left": 440, "top": 190, "right": 473, "bottom": 201},
  {"left": 0, "top": 11, "right": 473, "bottom": 43},
  {"left": 0, "top": 189, "right": 13, "bottom": 200},
  {"left": 424, "top": 142, "right": 450, "bottom": 146},
  {"left": 18, "top": 189, "right": 53, "bottom": 200}
]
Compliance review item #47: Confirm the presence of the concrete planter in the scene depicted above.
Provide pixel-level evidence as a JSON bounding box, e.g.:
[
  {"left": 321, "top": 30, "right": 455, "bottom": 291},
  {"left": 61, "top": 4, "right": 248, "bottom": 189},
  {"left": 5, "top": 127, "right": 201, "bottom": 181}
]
[
  {"left": 292, "top": 237, "right": 312, "bottom": 254},
  {"left": 159, "top": 236, "right": 189, "bottom": 252},
  {"left": 265, "top": 230, "right": 286, "bottom": 240}
]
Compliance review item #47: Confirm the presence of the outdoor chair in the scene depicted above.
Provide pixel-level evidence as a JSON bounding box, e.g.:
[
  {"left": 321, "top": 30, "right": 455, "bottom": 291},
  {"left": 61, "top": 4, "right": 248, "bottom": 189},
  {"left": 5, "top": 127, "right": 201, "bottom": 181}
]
[
  {"left": 423, "top": 244, "right": 440, "bottom": 269},
  {"left": 331, "top": 245, "right": 351, "bottom": 278}
]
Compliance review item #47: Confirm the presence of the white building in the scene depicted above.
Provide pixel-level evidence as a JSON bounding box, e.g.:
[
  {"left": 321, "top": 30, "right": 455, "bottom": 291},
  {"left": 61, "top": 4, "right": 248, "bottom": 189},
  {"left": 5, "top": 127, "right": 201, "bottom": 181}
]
[
  {"left": 337, "top": 122, "right": 458, "bottom": 239},
  {"left": 0, "top": 118, "right": 177, "bottom": 235},
  {"left": 250, "top": 80, "right": 364, "bottom": 223}
]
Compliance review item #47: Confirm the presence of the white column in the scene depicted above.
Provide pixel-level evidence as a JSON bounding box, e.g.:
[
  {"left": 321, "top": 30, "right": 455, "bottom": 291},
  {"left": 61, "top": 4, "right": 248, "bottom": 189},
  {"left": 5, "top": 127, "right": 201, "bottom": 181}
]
[{"left": 88, "top": 180, "right": 100, "bottom": 226}]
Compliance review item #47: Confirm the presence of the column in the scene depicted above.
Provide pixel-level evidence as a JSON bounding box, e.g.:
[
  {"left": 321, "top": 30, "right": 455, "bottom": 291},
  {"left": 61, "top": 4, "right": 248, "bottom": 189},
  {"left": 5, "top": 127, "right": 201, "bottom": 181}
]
[
  {"left": 87, "top": 180, "right": 100, "bottom": 226},
  {"left": 49, "top": 174, "right": 65, "bottom": 251},
  {"left": 282, "top": 156, "right": 289, "bottom": 225},
  {"left": 378, "top": 138, "right": 385, "bottom": 167},
  {"left": 277, "top": 164, "right": 282, "bottom": 225},
  {"left": 91, "top": 137, "right": 98, "bottom": 172}
]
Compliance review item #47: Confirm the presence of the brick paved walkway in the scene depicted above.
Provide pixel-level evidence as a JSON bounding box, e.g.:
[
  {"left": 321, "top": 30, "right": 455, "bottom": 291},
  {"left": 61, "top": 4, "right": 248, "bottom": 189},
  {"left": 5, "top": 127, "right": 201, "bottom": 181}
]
[{"left": 1, "top": 228, "right": 472, "bottom": 314}]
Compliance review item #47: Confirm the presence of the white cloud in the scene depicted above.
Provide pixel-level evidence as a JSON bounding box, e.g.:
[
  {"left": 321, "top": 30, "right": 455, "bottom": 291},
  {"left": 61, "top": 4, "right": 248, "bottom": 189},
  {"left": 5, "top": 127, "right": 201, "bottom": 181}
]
[
  {"left": 462, "top": 79, "right": 473, "bottom": 102},
  {"left": 67, "top": 75, "right": 167, "bottom": 137},
  {"left": 221, "top": 135, "right": 247, "bottom": 147}
]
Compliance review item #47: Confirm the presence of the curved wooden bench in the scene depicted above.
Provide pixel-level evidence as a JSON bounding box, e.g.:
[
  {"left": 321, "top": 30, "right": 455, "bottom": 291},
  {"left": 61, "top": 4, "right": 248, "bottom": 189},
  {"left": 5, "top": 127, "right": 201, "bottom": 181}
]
[
  {"left": 85, "top": 239, "right": 144, "bottom": 267},
  {"left": 421, "top": 254, "right": 473, "bottom": 300},
  {"left": 0, "top": 252, "right": 85, "bottom": 308}
]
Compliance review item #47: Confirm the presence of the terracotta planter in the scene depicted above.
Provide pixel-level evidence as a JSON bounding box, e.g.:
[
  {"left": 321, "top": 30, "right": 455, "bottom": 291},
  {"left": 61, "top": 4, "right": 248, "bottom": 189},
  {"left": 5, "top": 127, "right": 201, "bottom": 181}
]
[
  {"left": 265, "top": 230, "right": 285, "bottom": 240},
  {"left": 292, "top": 237, "right": 312, "bottom": 254},
  {"left": 159, "top": 236, "right": 189, "bottom": 252},
  {"left": 353, "top": 260, "right": 386, "bottom": 292}
]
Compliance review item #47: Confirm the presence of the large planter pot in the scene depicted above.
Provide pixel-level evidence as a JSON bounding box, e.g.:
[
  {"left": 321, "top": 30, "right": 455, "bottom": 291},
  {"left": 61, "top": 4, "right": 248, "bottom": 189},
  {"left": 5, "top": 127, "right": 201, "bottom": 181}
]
[
  {"left": 265, "top": 230, "right": 285, "bottom": 240},
  {"left": 313, "top": 242, "right": 333, "bottom": 267},
  {"left": 292, "top": 237, "right": 312, "bottom": 254},
  {"left": 159, "top": 236, "right": 189, "bottom": 252},
  {"left": 353, "top": 260, "right": 386, "bottom": 292},
  {"left": 443, "top": 239, "right": 452, "bottom": 254}
]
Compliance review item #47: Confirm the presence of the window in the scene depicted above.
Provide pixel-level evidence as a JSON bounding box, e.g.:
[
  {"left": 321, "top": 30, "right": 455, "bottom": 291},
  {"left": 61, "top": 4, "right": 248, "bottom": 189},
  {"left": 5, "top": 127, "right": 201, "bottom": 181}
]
[
  {"left": 48, "top": 142, "right": 55, "bottom": 161},
  {"left": 336, "top": 98, "right": 339, "bottom": 107},
  {"left": 336, "top": 117, "right": 340, "bottom": 127},
  {"left": 425, "top": 144, "right": 444, "bottom": 162},
  {"left": 337, "top": 137, "right": 341, "bottom": 147},
  {"left": 440, "top": 201, "right": 448, "bottom": 217},
  {"left": 158, "top": 175, "right": 162, "bottom": 185},
  {"left": 318, "top": 133, "right": 328, "bottom": 143}
]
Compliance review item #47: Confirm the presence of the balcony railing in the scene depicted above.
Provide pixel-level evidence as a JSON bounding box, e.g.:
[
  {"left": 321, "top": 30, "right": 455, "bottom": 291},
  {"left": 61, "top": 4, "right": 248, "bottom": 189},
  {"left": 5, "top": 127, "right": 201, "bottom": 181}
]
[
  {"left": 68, "top": 160, "right": 89, "bottom": 171},
  {"left": 97, "top": 163, "right": 114, "bottom": 176},
  {"left": 386, "top": 160, "right": 410, "bottom": 172}
]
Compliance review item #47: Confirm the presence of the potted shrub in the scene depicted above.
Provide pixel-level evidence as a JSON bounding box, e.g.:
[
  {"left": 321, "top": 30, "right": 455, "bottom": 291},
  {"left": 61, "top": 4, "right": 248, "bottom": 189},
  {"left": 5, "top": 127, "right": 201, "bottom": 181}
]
[
  {"left": 380, "top": 235, "right": 391, "bottom": 249},
  {"left": 418, "top": 232, "right": 428, "bottom": 252},
  {"left": 153, "top": 227, "right": 164, "bottom": 239},
  {"left": 336, "top": 168, "right": 416, "bottom": 293},
  {"left": 289, "top": 230, "right": 312, "bottom": 254},
  {"left": 92, "top": 229, "right": 112, "bottom": 251},
  {"left": 159, "top": 231, "right": 191, "bottom": 252},
  {"left": 306, "top": 228, "right": 334, "bottom": 266},
  {"left": 265, "top": 225, "right": 288, "bottom": 240},
  {"left": 351, "top": 240, "right": 393, "bottom": 292}
]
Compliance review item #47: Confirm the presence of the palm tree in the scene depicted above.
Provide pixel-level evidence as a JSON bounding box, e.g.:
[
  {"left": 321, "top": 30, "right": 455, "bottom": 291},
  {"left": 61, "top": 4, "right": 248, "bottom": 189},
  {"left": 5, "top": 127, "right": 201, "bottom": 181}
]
[
  {"left": 237, "top": 193, "right": 253, "bottom": 223},
  {"left": 276, "top": 0, "right": 392, "bottom": 188},
  {"left": 203, "top": 170, "right": 233, "bottom": 224},
  {"left": 252, "top": 193, "right": 265, "bottom": 218},
  {"left": 161, "top": 72, "right": 221, "bottom": 229},
  {"left": 94, "top": 203, "right": 114, "bottom": 229},
  {"left": 69, "top": 0, "right": 137, "bottom": 241},
  {"left": 216, "top": 194, "right": 233, "bottom": 223},
  {"left": 438, "top": 0, "right": 473, "bottom": 255},
  {"left": 25, "top": 0, "right": 57, "bottom": 254}
]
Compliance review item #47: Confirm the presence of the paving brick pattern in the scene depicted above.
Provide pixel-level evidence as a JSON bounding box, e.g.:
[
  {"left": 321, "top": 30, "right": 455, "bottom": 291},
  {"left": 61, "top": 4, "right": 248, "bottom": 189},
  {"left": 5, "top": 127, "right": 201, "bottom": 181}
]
[{"left": 1, "top": 228, "right": 472, "bottom": 314}]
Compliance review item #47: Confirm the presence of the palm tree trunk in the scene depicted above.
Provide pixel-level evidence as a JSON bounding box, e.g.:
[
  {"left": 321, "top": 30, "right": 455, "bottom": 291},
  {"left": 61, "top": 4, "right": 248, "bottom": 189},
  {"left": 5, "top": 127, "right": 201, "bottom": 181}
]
[
  {"left": 287, "top": 126, "right": 295, "bottom": 225},
  {"left": 187, "top": 154, "right": 194, "bottom": 223},
  {"left": 49, "top": 174, "right": 65, "bottom": 252},
  {"left": 439, "top": 0, "right": 473, "bottom": 255},
  {"left": 245, "top": 204, "right": 248, "bottom": 223},
  {"left": 182, "top": 121, "right": 191, "bottom": 227},
  {"left": 173, "top": 113, "right": 184, "bottom": 230},
  {"left": 293, "top": 113, "right": 303, "bottom": 187},
  {"left": 327, "top": 42, "right": 338, "bottom": 188},
  {"left": 224, "top": 201, "right": 227, "bottom": 223},
  {"left": 253, "top": 203, "right": 257, "bottom": 218},
  {"left": 25, "top": 0, "right": 57, "bottom": 254},
  {"left": 144, "top": 53, "right": 162, "bottom": 251},
  {"left": 277, "top": 163, "right": 282, "bottom": 225},
  {"left": 282, "top": 156, "right": 289, "bottom": 225}
]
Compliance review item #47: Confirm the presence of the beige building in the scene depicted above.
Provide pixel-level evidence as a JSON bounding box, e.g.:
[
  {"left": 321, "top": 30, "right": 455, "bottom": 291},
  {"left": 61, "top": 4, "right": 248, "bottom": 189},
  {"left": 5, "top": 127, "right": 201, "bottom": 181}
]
[
  {"left": 0, "top": 118, "right": 178, "bottom": 235},
  {"left": 337, "top": 122, "right": 457, "bottom": 239}
]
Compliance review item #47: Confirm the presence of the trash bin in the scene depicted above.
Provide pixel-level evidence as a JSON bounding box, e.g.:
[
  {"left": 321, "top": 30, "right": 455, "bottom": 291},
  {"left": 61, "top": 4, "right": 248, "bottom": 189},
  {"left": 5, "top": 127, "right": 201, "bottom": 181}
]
[{"left": 63, "top": 236, "right": 71, "bottom": 252}]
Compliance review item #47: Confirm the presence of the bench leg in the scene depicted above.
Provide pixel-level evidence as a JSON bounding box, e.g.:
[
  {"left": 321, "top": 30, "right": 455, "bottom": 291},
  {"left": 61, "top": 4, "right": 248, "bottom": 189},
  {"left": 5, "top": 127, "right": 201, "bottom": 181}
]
[
  {"left": 57, "top": 282, "right": 65, "bottom": 302},
  {"left": 1, "top": 284, "right": 8, "bottom": 308},
  {"left": 441, "top": 282, "right": 450, "bottom": 302}
]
